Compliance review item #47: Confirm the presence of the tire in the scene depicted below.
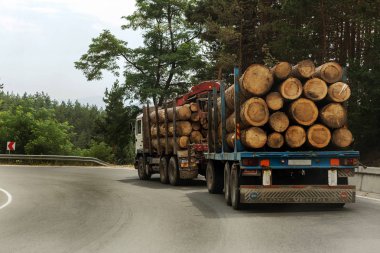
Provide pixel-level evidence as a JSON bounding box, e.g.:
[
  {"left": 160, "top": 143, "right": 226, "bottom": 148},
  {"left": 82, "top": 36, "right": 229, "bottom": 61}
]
[
  {"left": 137, "top": 156, "right": 150, "bottom": 180},
  {"left": 231, "top": 164, "right": 241, "bottom": 210},
  {"left": 224, "top": 162, "right": 232, "bottom": 206},
  {"left": 159, "top": 157, "right": 169, "bottom": 184},
  {"left": 168, "top": 157, "right": 180, "bottom": 186},
  {"left": 206, "top": 160, "right": 223, "bottom": 194}
]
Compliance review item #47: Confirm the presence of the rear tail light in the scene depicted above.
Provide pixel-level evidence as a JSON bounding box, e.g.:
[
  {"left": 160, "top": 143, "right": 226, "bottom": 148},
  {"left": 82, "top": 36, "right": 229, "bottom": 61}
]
[
  {"left": 341, "top": 158, "right": 359, "bottom": 166},
  {"left": 260, "top": 159, "right": 270, "bottom": 167},
  {"left": 241, "top": 158, "right": 259, "bottom": 166},
  {"left": 330, "top": 158, "right": 340, "bottom": 166}
]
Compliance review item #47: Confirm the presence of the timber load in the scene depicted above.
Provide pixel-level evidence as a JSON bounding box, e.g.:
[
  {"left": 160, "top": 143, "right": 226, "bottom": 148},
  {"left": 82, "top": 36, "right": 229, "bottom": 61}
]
[{"left": 221, "top": 60, "right": 353, "bottom": 150}]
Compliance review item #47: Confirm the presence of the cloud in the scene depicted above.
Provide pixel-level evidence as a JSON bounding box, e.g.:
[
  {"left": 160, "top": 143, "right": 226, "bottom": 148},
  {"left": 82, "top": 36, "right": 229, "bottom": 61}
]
[{"left": 0, "top": 16, "right": 40, "bottom": 32}]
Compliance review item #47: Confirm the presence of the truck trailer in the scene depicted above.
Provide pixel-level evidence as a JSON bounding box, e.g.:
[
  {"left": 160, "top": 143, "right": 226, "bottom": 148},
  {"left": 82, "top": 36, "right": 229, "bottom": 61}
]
[{"left": 134, "top": 66, "right": 359, "bottom": 210}]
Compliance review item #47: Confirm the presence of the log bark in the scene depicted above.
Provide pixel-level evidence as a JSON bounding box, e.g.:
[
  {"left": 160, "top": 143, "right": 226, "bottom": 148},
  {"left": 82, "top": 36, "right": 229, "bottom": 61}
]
[
  {"left": 269, "top": 112, "right": 289, "bottom": 133},
  {"left": 313, "top": 62, "right": 343, "bottom": 83},
  {"left": 279, "top": 77, "right": 303, "bottom": 100},
  {"left": 149, "top": 109, "right": 165, "bottom": 123},
  {"left": 266, "top": 92, "right": 284, "bottom": 111},
  {"left": 271, "top": 61, "right": 292, "bottom": 80},
  {"left": 239, "top": 64, "right": 274, "bottom": 96},
  {"left": 328, "top": 82, "right": 351, "bottom": 102},
  {"left": 240, "top": 97, "right": 269, "bottom": 127},
  {"left": 285, "top": 125, "right": 306, "bottom": 148},
  {"left": 166, "top": 105, "right": 191, "bottom": 121},
  {"left": 226, "top": 113, "right": 236, "bottom": 133},
  {"left": 190, "top": 102, "right": 199, "bottom": 112},
  {"left": 190, "top": 131, "right": 203, "bottom": 144},
  {"left": 332, "top": 128, "right": 353, "bottom": 148},
  {"left": 291, "top": 59, "right": 315, "bottom": 79},
  {"left": 289, "top": 98, "right": 319, "bottom": 126},
  {"left": 241, "top": 127, "right": 267, "bottom": 149},
  {"left": 307, "top": 124, "right": 331, "bottom": 148},
  {"left": 303, "top": 78, "right": 328, "bottom": 101},
  {"left": 152, "top": 136, "right": 189, "bottom": 151},
  {"left": 226, "top": 133, "right": 235, "bottom": 149},
  {"left": 224, "top": 85, "right": 247, "bottom": 111},
  {"left": 320, "top": 103, "right": 347, "bottom": 128},
  {"left": 267, "top": 132, "right": 284, "bottom": 149},
  {"left": 191, "top": 122, "right": 201, "bottom": 131}
]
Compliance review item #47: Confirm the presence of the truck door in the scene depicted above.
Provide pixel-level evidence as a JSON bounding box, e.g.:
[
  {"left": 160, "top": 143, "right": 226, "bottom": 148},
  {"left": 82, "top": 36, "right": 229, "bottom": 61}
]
[{"left": 135, "top": 118, "right": 143, "bottom": 154}]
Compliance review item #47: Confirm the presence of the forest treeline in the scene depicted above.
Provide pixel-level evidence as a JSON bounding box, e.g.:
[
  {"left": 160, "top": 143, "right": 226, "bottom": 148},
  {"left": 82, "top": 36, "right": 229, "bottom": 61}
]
[{"left": 0, "top": 82, "right": 139, "bottom": 164}]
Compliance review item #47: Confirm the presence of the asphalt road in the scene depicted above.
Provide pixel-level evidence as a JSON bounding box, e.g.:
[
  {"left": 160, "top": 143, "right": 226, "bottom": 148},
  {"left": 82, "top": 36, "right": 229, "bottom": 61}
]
[{"left": 0, "top": 166, "right": 380, "bottom": 253}]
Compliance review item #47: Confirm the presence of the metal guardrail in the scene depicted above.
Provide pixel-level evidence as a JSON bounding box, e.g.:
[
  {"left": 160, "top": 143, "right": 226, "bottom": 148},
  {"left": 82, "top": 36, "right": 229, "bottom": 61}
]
[{"left": 0, "top": 154, "right": 111, "bottom": 166}]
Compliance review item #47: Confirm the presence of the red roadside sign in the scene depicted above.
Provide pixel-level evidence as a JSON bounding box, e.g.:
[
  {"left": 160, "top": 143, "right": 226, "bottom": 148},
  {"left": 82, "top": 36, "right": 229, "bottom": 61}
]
[{"left": 7, "top": 141, "right": 15, "bottom": 151}]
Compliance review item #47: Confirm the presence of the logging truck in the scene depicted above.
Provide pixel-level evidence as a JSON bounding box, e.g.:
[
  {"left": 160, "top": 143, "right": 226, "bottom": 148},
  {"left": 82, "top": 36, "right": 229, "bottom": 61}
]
[{"left": 134, "top": 63, "right": 360, "bottom": 210}]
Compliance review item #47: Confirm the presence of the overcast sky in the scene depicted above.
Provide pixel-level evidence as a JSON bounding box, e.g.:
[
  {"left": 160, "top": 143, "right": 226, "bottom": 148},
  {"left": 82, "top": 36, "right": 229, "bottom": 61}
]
[{"left": 0, "top": 0, "right": 142, "bottom": 107}]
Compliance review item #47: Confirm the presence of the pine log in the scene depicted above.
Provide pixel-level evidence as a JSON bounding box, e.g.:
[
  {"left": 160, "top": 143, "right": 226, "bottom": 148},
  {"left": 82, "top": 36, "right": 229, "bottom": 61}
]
[
  {"left": 190, "top": 112, "right": 200, "bottom": 122},
  {"left": 279, "top": 77, "right": 303, "bottom": 100},
  {"left": 192, "top": 122, "right": 201, "bottom": 131},
  {"left": 166, "top": 105, "right": 192, "bottom": 121},
  {"left": 200, "top": 117, "right": 207, "bottom": 126},
  {"left": 291, "top": 59, "right": 315, "bottom": 79},
  {"left": 285, "top": 125, "right": 306, "bottom": 148},
  {"left": 267, "top": 132, "right": 284, "bottom": 149},
  {"left": 271, "top": 61, "right": 292, "bottom": 80},
  {"left": 320, "top": 103, "right": 347, "bottom": 128},
  {"left": 190, "top": 131, "right": 203, "bottom": 143},
  {"left": 239, "top": 64, "right": 274, "bottom": 97},
  {"left": 332, "top": 128, "right": 353, "bottom": 148},
  {"left": 269, "top": 112, "right": 289, "bottom": 133},
  {"left": 307, "top": 124, "right": 331, "bottom": 148},
  {"left": 303, "top": 78, "right": 328, "bottom": 101},
  {"left": 224, "top": 85, "right": 247, "bottom": 111},
  {"left": 226, "top": 113, "right": 236, "bottom": 133},
  {"left": 240, "top": 97, "right": 269, "bottom": 127},
  {"left": 159, "top": 122, "right": 175, "bottom": 136},
  {"left": 313, "top": 62, "right": 343, "bottom": 83},
  {"left": 151, "top": 124, "right": 159, "bottom": 137},
  {"left": 152, "top": 136, "right": 189, "bottom": 151},
  {"left": 201, "top": 122, "right": 208, "bottom": 130},
  {"left": 266, "top": 92, "right": 284, "bottom": 111},
  {"left": 201, "top": 129, "right": 208, "bottom": 138},
  {"left": 241, "top": 127, "right": 267, "bottom": 149},
  {"left": 226, "top": 133, "right": 235, "bottom": 149},
  {"left": 149, "top": 109, "right": 165, "bottom": 123},
  {"left": 190, "top": 102, "right": 199, "bottom": 112},
  {"left": 328, "top": 82, "right": 351, "bottom": 102},
  {"left": 175, "top": 121, "right": 193, "bottom": 136},
  {"left": 289, "top": 98, "right": 318, "bottom": 126}
]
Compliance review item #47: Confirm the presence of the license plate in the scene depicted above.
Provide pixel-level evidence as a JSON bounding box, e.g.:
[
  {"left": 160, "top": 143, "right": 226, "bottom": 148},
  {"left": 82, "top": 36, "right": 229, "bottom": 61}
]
[{"left": 288, "top": 159, "right": 312, "bottom": 166}]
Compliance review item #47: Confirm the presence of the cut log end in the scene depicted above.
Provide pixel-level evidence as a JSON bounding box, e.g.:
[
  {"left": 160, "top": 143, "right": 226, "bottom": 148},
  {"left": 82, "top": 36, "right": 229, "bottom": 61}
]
[
  {"left": 240, "top": 97, "right": 269, "bottom": 127},
  {"left": 292, "top": 59, "right": 315, "bottom": 78},
  {"left": 266, "top": 92, "right": 284, "bottom": 111},
  {"left": 314, "top": 62, "right": 343, "bottom": 83},
  {"left": 289, "top": 98, "right": 319, "bottom": 126},
  {"left": 285, "top": 125, "right": 306, "bottom": 148},
  {"left": 267, "top": 132, "right": 284, "bottom": 149},
  {"left": 190, "top": 102, "right": 199, "bottom": 112},
  {"left": 303, "top": 78, "right": 328, "bottom": 101},
  {"left": 280, "top": 78, "right": 303, "bottom": 100},
  {"left": 307, "top": 124, "right": 331, "bottom": 148},
  {"left": 320, "top": 103, "right": 347, "bottom": 129},
  {"left": 190, "top": 131, "right": 203, "bottom": 144},
  {"left": 332, "top": 128, "right": 353, "bottom": 148},
  {"left": 269, "top": 111, "right": 289, "bottom": 133},
  {"left": 240, "top": 64, "right": 274, "bottom": 96},
  {"left": 328, "top": 82, "right": 351, "bottom": 102},
  {"left": 272, "top": 62, "right": 292, "bottom": 80},
  {"left": 226, "top": 133, "right": 235, "bottom": 149},
  {"left": 241, "top": 127, "right": 267, "bottom": 149}
]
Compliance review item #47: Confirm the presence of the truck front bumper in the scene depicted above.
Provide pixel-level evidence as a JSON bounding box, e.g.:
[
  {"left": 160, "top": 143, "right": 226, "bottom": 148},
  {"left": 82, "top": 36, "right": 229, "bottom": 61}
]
[{"left": 240, "top": 185, "right": 355, "bottom": 204}]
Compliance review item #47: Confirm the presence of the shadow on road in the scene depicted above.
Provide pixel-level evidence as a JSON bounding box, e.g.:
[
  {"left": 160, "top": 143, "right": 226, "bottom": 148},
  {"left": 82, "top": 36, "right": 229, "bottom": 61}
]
[
  {"left": 118, "top": 176, "right": 207, "bottom": 191},
  {"left": 185, "top": 191, "right": 354, "bottom": 217}
]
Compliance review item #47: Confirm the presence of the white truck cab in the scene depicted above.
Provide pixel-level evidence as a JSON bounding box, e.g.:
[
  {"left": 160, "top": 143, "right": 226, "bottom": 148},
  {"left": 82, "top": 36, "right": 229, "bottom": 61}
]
[{"left": 135, "top": 113, "right": 143, "bottom": 154}]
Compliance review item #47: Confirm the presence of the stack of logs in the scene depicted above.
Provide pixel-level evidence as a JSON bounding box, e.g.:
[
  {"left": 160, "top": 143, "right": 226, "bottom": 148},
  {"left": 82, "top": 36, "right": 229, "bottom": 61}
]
[
  {"left": 149, "top": 102, "right": 208, "bottom": 151},
  {"left": 223, "top": 60, "right": 353, "bottom": 150}
]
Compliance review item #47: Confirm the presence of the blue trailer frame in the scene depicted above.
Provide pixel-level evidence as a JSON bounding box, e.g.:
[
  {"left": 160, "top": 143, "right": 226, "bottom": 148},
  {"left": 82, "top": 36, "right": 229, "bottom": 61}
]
[{"left": 204, "top": 67, "right": 360, "bottom": 208}]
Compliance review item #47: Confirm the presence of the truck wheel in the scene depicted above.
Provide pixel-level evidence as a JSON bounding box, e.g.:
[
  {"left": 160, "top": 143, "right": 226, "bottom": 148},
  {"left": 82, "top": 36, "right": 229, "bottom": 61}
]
[
  {"left": 206, "top": 161, "right": 223, "bottom": 194},
  {"left": 168, "top": 157, "right": 180, "bottom": 186},
  {"left": 231, "top": 164, "right": 241, "bottom": 210},
  {"left": 137, "top": 157, "right": 150, "bottom": 180},
  {"left": 159, "top": 157, "right": 169, "bottom": 184},
  {"left": 224, "top": 162, "right": 232, "bottom": 206}
]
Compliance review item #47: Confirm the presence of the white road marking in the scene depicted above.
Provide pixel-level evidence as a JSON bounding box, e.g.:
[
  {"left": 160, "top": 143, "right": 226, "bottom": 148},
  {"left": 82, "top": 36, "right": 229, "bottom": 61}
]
[
  {"left": 357, "top": 195, "right": 380, "bottom": 203},
  {"left": 0, "top": 188, "right": 12, "bottom": 210}
]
